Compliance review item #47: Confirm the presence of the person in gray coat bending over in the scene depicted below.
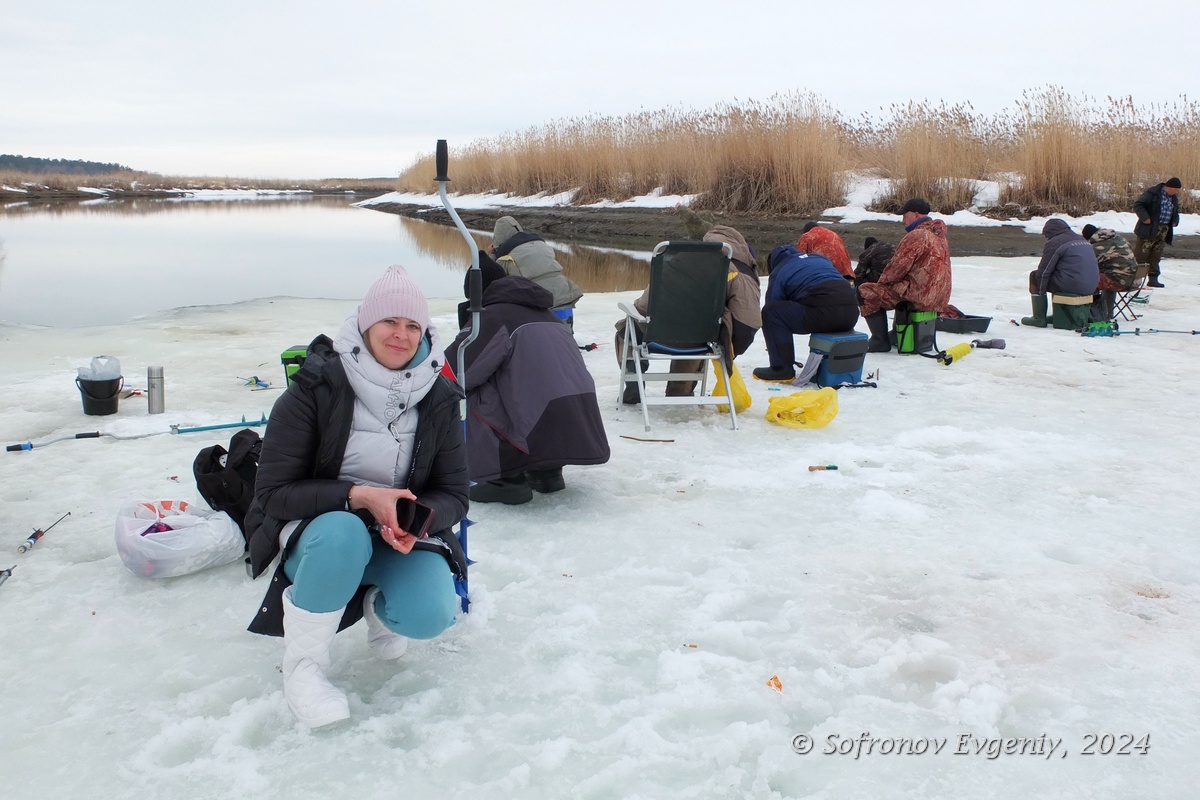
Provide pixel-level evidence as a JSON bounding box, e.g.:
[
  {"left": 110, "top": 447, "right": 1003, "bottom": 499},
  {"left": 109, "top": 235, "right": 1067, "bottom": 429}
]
[{"left": 490, "top": 215, "right": 584, "bottom": 326}]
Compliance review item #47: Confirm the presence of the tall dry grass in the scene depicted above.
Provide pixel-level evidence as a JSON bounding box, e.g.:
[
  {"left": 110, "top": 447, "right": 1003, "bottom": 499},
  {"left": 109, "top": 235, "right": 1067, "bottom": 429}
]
[
  {"left": 846, "top": 100, "right": 1012, "bottom": 213},
  {"left": 401, "top": 92, "right": 849, "bottom": 216},
  {"left": 398, "top": 87, "right": 1200, "bottom": 216}
]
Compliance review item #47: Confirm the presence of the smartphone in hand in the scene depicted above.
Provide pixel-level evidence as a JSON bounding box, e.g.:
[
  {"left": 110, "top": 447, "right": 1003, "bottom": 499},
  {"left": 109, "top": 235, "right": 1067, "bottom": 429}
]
[{"left": 395, "top": 498, "right": 434, "bottom": 538}]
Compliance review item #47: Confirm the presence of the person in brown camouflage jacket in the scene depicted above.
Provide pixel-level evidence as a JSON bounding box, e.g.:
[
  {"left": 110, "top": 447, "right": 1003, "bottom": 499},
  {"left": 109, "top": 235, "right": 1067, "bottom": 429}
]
[
  {"left": 857, "top": 199, "right": 952, "bottom": 352},
  {"left": 615, "top": 224, "right": 762, "bottom": 400},
  {"left": 1082, "top": 224, "right": 1139, "bottom": 321}
]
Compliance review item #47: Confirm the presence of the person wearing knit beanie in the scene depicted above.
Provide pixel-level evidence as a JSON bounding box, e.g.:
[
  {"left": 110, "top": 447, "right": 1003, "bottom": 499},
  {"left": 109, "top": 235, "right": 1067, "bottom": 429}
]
[
  {"left": 358, "top": 265, "right": 431, "bottom": 334},
  {"left": 357, "top": 265, "right": 432, "bottom": 371},
  {"left": 245, "top": 259, "right": 467, "bottom": 730}
]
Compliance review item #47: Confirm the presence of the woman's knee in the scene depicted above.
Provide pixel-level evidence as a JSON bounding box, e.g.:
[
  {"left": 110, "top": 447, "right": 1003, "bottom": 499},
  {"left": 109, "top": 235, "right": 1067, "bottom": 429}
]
[
  {"left": 372, "top": 551, "right": 459, "bottom": 640},
  {"left": 286, "top": 511, "right": 373, "bottom": 577}
]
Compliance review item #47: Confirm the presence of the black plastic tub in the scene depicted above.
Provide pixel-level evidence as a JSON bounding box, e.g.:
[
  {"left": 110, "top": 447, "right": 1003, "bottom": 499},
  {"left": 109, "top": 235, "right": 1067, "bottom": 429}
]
[{"left": 936, "top": 314, "right": 991, "bottom": 334}]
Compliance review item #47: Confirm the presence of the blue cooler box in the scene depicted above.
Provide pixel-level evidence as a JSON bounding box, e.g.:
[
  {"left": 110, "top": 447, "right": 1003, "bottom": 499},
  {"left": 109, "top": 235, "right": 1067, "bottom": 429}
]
[{"left": 808, "top": 331, "right": 869, "bottom": 387}]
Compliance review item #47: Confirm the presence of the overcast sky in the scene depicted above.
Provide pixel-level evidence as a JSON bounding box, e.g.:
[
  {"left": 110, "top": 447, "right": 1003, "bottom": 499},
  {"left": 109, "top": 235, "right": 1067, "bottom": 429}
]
[{"left": 4, "top": 0, "right": 1198, "bottom": 180}]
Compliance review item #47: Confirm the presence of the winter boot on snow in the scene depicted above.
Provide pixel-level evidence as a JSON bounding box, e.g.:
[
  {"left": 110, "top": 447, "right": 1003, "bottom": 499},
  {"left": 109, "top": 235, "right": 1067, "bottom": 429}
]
[
  {"left": 526, "top": 467, "right": 566, "bottom": 494},
  {"left": 1021, "top": 294, "right": 1049, "bottom": 328},
  {"left": 281, "top": 586, "right": 350, "bottom": 729},
  {"left": 864, "top": 311, "right": 892, "bottom": 353},
  {"left": 469, "top": 474, "right": 533, "bottom": 505},
  {"left": 362, "top": 586, "right": 408, "bottom": 660},
  {"left": 752, "top": 364, "right": 796, "bottom": 382}
]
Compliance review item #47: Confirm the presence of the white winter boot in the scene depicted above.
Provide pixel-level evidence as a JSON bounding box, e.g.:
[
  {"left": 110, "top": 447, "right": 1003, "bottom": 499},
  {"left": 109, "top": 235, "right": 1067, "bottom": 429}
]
[
  {"left": 363, "top": 586, "right": 408, "bottom": 660},
  {"left": 281, "top": 586, "right": 350, "bottom": 729}
]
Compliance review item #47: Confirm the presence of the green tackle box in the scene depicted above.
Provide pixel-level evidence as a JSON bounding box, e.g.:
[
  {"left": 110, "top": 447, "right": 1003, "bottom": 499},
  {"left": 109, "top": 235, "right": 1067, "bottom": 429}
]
[{"left": 281, "top": 345, "right": 307, "bottom": 386}]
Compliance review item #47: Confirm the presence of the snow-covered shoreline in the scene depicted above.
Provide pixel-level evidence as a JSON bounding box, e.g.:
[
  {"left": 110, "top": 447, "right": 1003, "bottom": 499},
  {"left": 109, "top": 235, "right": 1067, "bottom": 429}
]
[{"left": 358, "top": 174, "right": 1200, "bottom": 238}]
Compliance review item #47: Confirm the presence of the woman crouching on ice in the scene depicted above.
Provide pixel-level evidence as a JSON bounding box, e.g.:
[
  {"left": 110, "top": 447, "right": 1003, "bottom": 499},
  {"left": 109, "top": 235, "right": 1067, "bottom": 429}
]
[{"left": 244, "top": 265, "right": 468, "bottom": 728}]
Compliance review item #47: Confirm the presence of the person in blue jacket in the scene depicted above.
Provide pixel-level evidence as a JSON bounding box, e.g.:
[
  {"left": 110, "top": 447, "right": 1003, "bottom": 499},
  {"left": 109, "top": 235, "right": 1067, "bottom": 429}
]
[{"left": 752, "top": 245, "right": 860, "bottom": 382}]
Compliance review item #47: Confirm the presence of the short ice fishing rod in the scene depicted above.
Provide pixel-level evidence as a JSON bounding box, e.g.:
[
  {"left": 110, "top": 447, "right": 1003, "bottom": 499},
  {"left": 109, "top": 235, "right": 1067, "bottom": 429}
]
[
  {"left": 1081, "top": 321, "right": 1200, "bottom": 337},
  {"left": 7, "top": 414, "right": 268, "bottom": 452},
  {"left": 18, "top": 511, "right": 70, "bottom": 553}
]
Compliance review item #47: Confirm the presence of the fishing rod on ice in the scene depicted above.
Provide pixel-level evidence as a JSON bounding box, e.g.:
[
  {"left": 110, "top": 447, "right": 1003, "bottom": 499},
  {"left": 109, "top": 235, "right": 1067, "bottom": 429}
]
[
  {"left": 17, "top": 512, "right": 71, "bottom": 553},
  {"left": 1081, "top": 322, "right": 1200, "bottom": 337},
  {"left": 5, "top": 414, "right": 268, "bottom": 452},
  {"left": 434, "top": 138, "right": 479, "bottom": 612}
]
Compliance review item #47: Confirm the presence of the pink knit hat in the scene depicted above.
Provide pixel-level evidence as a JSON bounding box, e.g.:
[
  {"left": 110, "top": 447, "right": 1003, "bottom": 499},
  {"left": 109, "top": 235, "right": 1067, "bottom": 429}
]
[{"left": 358, "top": 265, "right": 430, "bottom": 333}]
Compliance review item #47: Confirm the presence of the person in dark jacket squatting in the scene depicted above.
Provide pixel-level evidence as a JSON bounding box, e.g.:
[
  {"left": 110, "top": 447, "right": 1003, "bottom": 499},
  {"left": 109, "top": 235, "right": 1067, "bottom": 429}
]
[
  {"left": 244, "top": 264, "right": 469, "bottom": 729},
  {"left": 752, "top": 246, "right": 860, "bottom": 381},
  {"left": 446, "top": 274, "right": 610, "bottom": 505},
  {"left": 1021, "top": 219, "right": 1100, "bottom": 328}
]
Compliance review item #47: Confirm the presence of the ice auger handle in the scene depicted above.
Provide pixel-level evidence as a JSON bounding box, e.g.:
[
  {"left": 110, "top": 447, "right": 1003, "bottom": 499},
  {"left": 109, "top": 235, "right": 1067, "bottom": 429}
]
[{"left": 435, "top": 139, "right": 450, "bottom": 183}]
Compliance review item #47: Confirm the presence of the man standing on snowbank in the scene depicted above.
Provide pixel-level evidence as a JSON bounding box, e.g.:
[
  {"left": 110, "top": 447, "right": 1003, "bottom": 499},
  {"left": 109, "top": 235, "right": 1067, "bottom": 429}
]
[
  {"left": 857, "top": 198, "right": 952, "bottom": 353},
  {"left": 1132, "top": 177, "right": 1182, "bottom": 288}
]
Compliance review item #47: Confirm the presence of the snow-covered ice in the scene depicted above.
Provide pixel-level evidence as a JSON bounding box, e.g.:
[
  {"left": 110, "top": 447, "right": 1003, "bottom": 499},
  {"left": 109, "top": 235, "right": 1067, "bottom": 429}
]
[{"left": 2, "top": 248, "right": 1198, "bottom": 798}]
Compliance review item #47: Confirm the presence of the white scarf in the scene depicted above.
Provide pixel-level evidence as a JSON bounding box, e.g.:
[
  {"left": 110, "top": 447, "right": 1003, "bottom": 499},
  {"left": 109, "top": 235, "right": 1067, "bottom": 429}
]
[{"left": 332, "top": 313, "right": 443, "bottom": 489}]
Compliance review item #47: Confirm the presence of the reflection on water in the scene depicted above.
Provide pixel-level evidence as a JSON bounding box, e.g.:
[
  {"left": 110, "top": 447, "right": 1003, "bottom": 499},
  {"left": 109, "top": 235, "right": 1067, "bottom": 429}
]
[
  {"left": 397, "top": 215, "right": 651, "bottom": 293},
  {"left": 2, "top": 194, "right": 332, "bottom": 218},
  {"left": 0, "top": 197, "right": 650, "bottom": 327}
]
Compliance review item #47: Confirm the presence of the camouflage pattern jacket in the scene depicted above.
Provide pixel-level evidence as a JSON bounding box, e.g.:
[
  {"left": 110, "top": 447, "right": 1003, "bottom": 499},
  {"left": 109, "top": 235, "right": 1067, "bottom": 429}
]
[
  {"left": 796, "top": 225, "right": 853, "bottom": 278},
  {"left": 1087, "top": 228, "right": 1138, "bottom": 290},
  {"left": 857, "top": 217, "right": 952, "bottom": 316}
]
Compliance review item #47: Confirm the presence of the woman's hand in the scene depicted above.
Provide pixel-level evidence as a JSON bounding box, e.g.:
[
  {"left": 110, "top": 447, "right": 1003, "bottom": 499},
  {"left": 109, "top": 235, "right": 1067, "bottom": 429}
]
[
  {"left": 378, "top": 525, "right": 418, "bottom": 554},
  {"left": 348, "top": 484, "right": 420, "bottom": 553}
]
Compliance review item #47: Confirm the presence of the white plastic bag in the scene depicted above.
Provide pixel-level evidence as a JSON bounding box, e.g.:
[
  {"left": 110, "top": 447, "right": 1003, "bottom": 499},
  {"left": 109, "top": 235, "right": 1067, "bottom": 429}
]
[
  {"left": 79, "top": 355, "right": 121, "bottom": 381},
  {"left": 115, "top": 499, "right": 243, "bottom": 578}
]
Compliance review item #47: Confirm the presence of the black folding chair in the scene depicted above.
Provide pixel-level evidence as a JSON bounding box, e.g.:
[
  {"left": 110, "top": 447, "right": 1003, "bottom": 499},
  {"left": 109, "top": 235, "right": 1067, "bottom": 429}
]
[
  {"left": 618, "top": 240, "right": 737, "bottom": 431},
  {"left": 1111, "top": 263, "right": 1151, "bottom": 322}
]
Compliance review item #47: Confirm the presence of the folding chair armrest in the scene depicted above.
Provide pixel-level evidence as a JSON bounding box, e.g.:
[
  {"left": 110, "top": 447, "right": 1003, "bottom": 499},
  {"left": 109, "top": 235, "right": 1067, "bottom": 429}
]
[{"left": 618, "top": 301, "right": 648, "bottom": 323}]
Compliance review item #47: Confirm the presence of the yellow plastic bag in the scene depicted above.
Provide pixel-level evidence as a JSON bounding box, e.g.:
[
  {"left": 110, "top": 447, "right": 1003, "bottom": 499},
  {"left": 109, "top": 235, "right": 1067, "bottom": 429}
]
[
  {"left": 765, "top": 388, "right": 839, "bottom": 429},
  {"left": 711, "top": 360, "right": 751, "bottom": 413}
]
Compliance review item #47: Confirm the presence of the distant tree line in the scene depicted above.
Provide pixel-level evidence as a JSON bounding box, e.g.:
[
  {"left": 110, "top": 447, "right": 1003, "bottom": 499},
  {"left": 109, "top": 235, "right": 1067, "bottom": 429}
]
[{"left": 0, "top": 154, "right": 135, "bottom": 175}]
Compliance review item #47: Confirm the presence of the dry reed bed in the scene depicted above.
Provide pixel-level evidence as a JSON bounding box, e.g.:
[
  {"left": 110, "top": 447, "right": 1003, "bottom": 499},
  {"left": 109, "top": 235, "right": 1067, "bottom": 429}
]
[{"left": 398, "top": 88, "right": 1200, "bottom": 217}]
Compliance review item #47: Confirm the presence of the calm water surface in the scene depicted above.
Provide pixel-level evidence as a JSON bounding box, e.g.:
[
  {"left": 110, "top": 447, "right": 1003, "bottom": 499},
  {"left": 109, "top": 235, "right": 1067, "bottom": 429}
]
[{"left": 0, "top": 196, "right": 650, "bottom": 327}]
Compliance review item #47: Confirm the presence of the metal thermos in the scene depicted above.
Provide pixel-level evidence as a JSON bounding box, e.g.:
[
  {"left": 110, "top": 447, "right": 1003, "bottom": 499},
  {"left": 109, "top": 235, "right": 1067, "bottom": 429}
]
[{"left": 147, "top": 366, "right": 165, "bottom": 414}]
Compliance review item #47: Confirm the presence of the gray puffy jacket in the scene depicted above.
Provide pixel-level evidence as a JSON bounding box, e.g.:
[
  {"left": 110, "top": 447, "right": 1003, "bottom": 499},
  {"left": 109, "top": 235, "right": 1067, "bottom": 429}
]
[{"left": 492, "top": 216, "right": 584, "bottom": 311}]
